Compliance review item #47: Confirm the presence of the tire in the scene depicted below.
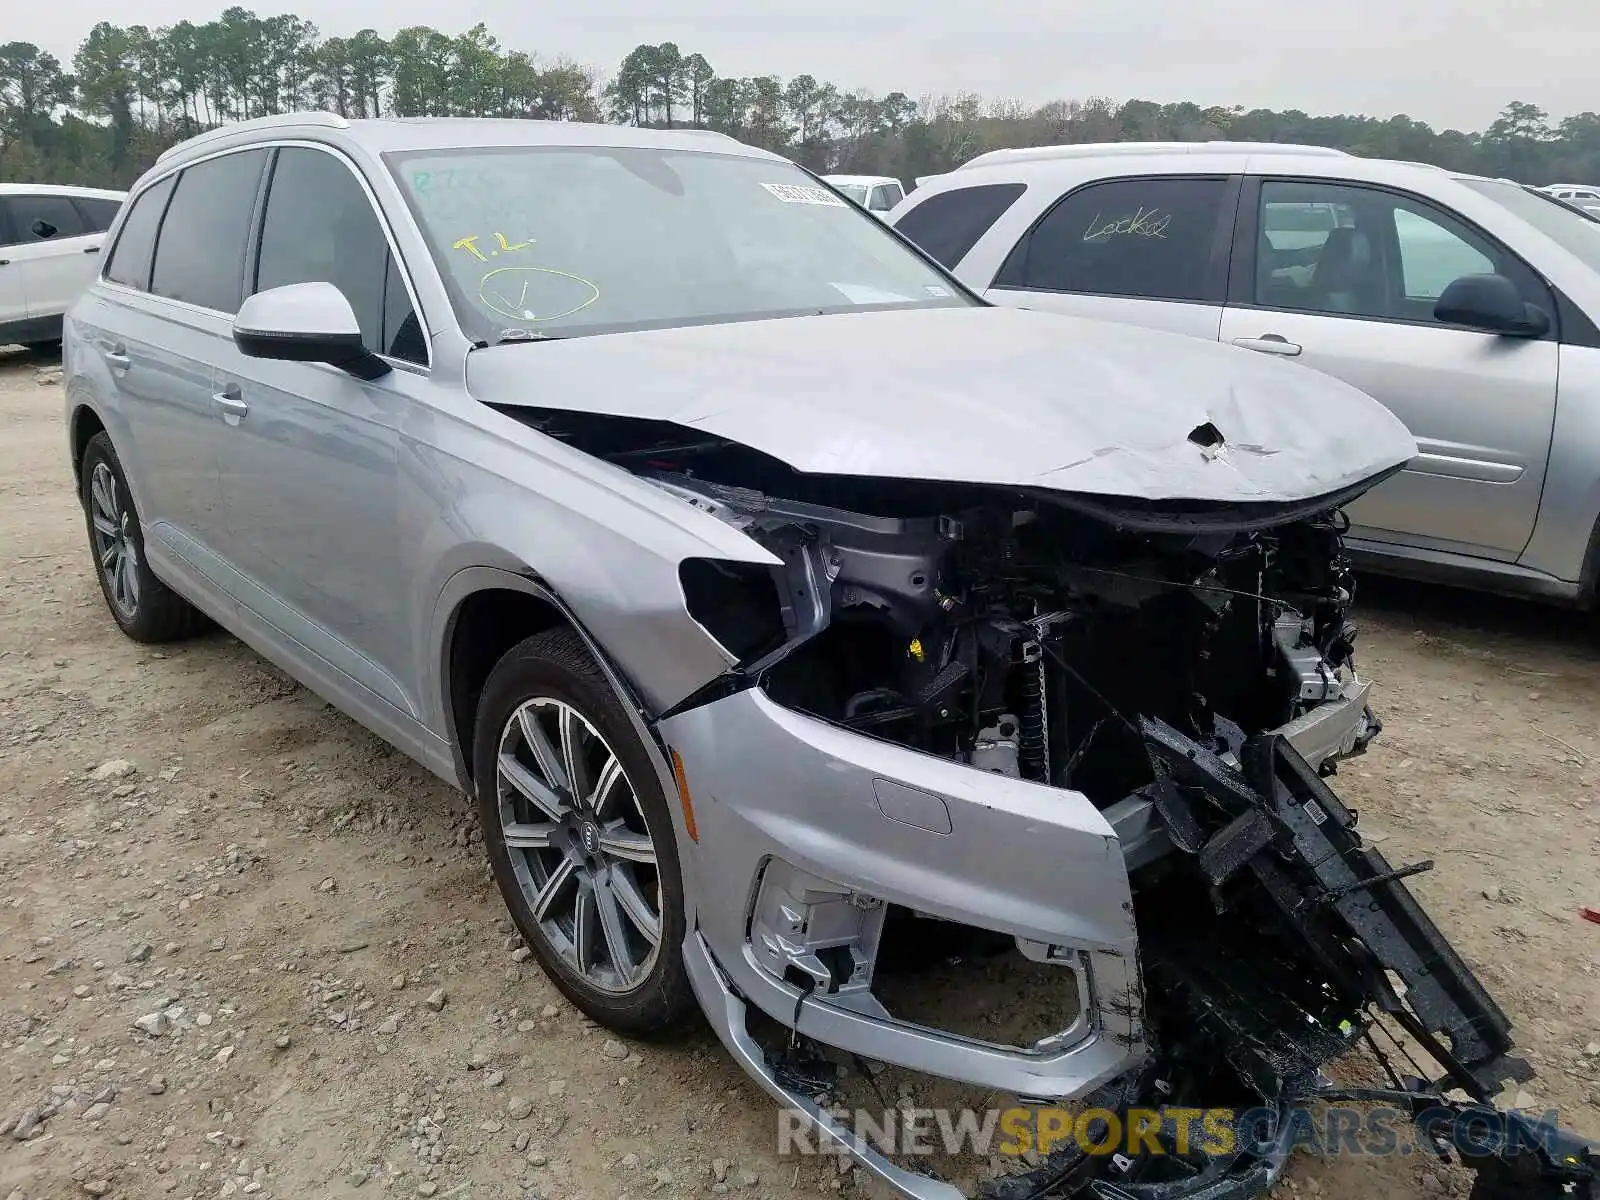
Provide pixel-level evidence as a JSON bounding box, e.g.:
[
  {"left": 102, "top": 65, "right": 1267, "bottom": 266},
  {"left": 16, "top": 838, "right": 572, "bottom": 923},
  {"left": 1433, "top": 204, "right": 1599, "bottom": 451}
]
[
  {"left": 473, "top": 627, "right": 696, "bottom": 1037},
  {"left": 80, "top": 431, "right": 210, "bottom": 643}
]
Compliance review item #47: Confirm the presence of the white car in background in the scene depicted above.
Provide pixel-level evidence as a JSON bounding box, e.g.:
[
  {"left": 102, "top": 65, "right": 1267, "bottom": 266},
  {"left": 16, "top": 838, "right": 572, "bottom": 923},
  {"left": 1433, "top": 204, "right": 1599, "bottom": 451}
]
[
  {"left": 1543, "top": 183, "right": 1600, "bottom": 203},
  {"left": 821, "top": 174, "right": 905, "bottom": 218},
  {"left": 1, "top": 183, "right": 126, "bottom": 350}
]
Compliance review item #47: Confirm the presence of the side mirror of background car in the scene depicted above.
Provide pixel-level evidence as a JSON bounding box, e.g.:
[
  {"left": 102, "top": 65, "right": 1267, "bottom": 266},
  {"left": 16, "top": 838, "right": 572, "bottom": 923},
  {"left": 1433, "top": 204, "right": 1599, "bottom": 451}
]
[
  {"left": 232, "top": 282, "right": 391, "bottom": 381},
  {"left": 30, "top": 219, "right": 58, "bottom": 239},
  {"left": 1434, "top": 273, "right": 1550, "bottom": 337}
]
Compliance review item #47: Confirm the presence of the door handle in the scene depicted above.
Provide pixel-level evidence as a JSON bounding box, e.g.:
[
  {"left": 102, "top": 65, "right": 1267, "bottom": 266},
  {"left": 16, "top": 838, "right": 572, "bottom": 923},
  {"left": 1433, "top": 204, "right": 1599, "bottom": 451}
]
[
  {"left": 103, "top": 344, "right": 130, "bottom": 370},
  {"left": 213, "top": 385, "right": 249, "bottom": 426},
  {"left": 83, "top": 245, "right": 101, "bottom": 255},
  {"left": 1231, "top": 334, "right": 1302, "bottom": 357}
]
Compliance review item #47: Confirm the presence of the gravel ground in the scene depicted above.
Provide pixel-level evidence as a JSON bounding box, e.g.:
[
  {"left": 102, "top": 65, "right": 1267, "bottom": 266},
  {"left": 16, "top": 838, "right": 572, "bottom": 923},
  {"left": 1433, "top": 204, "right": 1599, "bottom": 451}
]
[{"left": 1, "top": 345, "right": 1597, "bottom": 1200}]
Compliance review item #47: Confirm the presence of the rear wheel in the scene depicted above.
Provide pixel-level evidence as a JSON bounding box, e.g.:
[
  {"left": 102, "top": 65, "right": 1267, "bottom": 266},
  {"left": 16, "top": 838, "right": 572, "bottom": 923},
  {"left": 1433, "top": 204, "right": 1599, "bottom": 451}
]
[
  {"left": 79, "top": 432, "right": 209, "bottom": 643},
  {"left": 473, "top": 627, "right": 696, "bottom": 1036}
]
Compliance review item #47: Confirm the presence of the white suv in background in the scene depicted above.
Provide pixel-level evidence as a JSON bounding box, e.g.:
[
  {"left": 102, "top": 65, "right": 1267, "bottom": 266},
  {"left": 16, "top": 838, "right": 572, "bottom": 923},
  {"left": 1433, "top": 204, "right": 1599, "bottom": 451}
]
[
  {"left": 890, "top": 141, "right": 1600, "bottom": 610},
  {"left": 1543, "top": 183, "right": 1600, "bottom": 203},
  {"left": 1, "top": 183, "right": 126, "bottom": 349},
  {"left": 821, "top": 174, "right": 905, "bottom": 218}
]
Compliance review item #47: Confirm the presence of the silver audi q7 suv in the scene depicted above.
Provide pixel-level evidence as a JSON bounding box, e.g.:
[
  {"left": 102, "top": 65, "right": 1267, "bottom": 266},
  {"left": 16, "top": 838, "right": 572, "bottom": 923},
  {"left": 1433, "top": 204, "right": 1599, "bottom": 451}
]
[{"left": 62, "top": 115, "right": 1595, "bottom": 1200}]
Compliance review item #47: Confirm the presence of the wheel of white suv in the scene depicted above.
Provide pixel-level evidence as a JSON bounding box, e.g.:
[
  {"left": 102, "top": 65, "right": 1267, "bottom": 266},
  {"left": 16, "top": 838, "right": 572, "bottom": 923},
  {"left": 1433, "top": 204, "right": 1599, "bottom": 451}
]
[
  {"left": 472, "top": 627, "right": 695, "bottom": 1036},
  {"left": 79, "top": 431, "right": 210, "bottom": 643}
]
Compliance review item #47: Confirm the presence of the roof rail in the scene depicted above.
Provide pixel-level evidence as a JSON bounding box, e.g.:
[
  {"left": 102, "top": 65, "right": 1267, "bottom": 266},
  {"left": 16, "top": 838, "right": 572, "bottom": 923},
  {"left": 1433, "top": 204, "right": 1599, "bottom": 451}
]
[
  {"left": 956, "top": 140, "right": 1350, "bottom": 170},
  {"left": 676, "top": 127, "right": 740, "bottom": 142},
  {"left": 156, "top": 110, "right": 350, "bottom": 164}
]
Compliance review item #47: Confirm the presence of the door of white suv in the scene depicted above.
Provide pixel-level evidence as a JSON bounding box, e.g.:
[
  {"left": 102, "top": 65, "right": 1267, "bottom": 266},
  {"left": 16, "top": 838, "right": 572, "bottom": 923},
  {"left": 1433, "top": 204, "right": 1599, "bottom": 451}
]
[
  {"left": 0, "top": 203, "right": 27, "bottom": 335},
  {"left": 1219, "top": 177, "right": 1559, "bottom": 560},
  {"left": 0, "top": 192, "right": 105, "bottom": 330}
]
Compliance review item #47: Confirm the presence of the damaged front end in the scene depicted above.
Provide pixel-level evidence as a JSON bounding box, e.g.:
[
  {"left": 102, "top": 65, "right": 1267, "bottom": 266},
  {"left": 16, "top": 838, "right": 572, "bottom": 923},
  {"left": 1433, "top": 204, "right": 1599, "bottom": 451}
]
[{"left": 521, "top": 408, "right": 1594, "bottom": 1200}]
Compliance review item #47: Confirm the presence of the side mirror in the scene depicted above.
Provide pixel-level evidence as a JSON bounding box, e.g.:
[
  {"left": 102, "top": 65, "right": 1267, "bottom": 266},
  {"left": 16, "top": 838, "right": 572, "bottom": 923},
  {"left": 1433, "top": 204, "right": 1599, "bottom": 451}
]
[
  {"left": 232, "top": 282, "right": 390, "bottom": 380},
  {"left": 1434, "top": 273, "right": 1550, "bottom": 337},
  {"left": 31, "top": 219, "right": 58, "bottom": 239}
]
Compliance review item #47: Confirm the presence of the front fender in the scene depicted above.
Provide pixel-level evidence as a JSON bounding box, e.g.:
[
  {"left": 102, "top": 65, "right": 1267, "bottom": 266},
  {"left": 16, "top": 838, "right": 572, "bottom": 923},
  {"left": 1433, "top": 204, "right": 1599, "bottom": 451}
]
[
  {"left": 425, "top": 565, "right": 711, "bottom": 927},
  {"left": 407, "top": 408, "right": 781, "bottom": 724}
]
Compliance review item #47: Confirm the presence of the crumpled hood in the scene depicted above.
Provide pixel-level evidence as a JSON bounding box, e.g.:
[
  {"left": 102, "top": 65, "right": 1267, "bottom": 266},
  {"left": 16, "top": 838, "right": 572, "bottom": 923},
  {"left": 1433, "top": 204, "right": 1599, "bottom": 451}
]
[{"left": 467, "top": 305, "right": 1417, "bottom": 503}]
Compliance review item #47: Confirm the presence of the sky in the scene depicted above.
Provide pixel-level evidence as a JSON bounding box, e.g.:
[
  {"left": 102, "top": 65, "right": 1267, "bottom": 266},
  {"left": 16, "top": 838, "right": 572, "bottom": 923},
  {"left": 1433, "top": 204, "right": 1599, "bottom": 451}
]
[{"left": 14, "top": 0, "right": 1596, "bottom": 133}]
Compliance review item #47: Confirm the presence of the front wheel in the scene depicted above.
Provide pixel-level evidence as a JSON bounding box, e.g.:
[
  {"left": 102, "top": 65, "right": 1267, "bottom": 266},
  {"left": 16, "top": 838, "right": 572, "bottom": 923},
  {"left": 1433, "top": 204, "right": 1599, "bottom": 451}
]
[{"left": 473, "top": 627, "right": 696, "bottom": 1036}]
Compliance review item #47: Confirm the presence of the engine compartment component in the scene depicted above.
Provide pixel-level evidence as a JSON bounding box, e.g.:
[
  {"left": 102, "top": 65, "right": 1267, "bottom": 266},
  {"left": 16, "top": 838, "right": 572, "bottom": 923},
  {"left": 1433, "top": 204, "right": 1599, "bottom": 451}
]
[{"left": 655, "top": 464, "right": 1380, "bottom": 809}]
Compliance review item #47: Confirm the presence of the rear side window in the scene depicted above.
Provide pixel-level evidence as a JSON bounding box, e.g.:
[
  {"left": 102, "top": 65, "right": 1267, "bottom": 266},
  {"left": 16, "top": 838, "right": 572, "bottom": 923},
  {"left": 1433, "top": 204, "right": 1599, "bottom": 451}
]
[
  {"left": 895, "top": 183, "right": 1026, "bottom": 268},
  {"left": 74, "top": 196, "right": 123, "bottom": 232},
  {"left": 104, "top": 176, "right": 177, "bottom": 290},
  {"left": 151, "top": 149, "right": 269, "bottom": 313},
  {"left": 5, "top": 193, "right": 87, "bottom": 242},
  {"left": 996, "top": 176, "right": 1231, "bottom": 302}
]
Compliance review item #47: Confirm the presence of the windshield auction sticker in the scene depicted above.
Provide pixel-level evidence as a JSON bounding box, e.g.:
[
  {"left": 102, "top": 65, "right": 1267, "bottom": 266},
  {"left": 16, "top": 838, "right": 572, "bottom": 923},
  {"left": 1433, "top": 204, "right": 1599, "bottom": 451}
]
[{"left": 760, "top": 182, "right": 848, "bottom": 206}]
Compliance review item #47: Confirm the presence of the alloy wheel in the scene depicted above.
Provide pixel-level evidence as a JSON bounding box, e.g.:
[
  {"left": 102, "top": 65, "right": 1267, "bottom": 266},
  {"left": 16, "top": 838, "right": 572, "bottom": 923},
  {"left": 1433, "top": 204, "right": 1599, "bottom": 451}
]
[
  {"left": 89, "top": 462, "right": 139, "bottom": 619},
  {"left": 495, "top": 697, "right": 663, "bottom": 994}
]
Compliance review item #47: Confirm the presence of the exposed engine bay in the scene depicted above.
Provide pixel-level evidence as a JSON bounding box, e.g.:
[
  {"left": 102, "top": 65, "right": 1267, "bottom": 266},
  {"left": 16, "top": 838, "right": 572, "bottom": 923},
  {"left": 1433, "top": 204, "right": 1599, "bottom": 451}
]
[
  {"left": 664, "top": 470, "right": 1376, "bottom": 801},
  {"left": 516, "top": 407, "right": 1596, "bottom": 1200}
]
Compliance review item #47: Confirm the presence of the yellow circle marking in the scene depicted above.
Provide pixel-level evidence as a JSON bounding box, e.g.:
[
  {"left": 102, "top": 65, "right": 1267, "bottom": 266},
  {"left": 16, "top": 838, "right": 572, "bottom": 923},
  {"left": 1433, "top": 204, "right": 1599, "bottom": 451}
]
[{"left": 478, "top": 266, "right": 600, "bottom": 324}]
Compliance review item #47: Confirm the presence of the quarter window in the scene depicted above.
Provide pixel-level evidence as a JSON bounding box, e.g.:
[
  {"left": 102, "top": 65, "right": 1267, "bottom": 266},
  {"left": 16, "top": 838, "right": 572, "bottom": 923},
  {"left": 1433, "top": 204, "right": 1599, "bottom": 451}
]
[
  {"left": 104, "top": 176, "right": 176, "bottom": 290},
  {"left": 894, "top": 183, "right": 1026, "bottom": 269},
  {"left": 998, "top": 176, "right": 1230, "bottom": 302},
  {"left": 1393, "top": 208, "right": 1492, "bottom": 301},
  {"left": 151, "top": 149, "right": 269, "bottom": 313},
  {"left": 4, "top": 194, "right": 87, "bottom": 242},
  {"left": 254, "top": 146, "right": 425, "bottom": 365},
  {"left": 1253, "top": 179, "right": 1544, "bottom": 327}
]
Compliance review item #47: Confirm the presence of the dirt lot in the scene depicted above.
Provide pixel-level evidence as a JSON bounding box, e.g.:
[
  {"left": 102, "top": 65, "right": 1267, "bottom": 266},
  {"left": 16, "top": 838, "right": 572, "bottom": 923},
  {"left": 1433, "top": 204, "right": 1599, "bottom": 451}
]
[{"left": 1, "top": 345, "right": 1597, "bottom": 1200}]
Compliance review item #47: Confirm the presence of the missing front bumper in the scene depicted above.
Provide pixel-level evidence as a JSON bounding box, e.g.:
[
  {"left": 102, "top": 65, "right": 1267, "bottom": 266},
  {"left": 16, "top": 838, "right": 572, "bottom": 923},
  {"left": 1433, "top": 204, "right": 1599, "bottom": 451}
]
[
  {"left": 686, "top": 929, "right": 971, "bottom": 1200},
  {"left": 663, "top": 689, "right": 1592, "bottom": 1200},
  {"left": 660, "top": 686, "right": 1147, "bottom": 1100}
]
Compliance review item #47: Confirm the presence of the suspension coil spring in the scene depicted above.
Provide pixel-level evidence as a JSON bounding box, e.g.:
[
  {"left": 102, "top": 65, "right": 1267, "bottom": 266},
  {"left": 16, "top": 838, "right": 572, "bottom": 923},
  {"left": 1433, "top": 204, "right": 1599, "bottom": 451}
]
[{"left": 1017, "top": 639, "right": 1048, "bottom": 781}]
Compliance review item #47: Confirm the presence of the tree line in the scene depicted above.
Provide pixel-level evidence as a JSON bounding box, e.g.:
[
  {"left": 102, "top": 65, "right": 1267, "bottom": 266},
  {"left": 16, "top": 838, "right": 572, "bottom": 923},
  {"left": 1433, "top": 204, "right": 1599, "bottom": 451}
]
[{"left": 2, "top": 12, "right": 1598, "bottom": 191}]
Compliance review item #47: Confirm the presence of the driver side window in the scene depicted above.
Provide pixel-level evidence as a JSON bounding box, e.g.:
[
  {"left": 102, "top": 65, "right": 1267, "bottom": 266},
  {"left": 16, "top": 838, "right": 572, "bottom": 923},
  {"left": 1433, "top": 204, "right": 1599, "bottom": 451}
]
[{"left": 1253, "top": 180, "right": 1546, "bottom": 328}]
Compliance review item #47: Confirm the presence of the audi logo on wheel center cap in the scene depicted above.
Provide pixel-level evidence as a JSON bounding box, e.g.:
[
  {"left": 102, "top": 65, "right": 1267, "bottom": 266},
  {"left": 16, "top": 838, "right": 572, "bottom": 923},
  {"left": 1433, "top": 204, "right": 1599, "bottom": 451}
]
[{"left": 580, "top": 821, "right": 600, "bottom": 855}]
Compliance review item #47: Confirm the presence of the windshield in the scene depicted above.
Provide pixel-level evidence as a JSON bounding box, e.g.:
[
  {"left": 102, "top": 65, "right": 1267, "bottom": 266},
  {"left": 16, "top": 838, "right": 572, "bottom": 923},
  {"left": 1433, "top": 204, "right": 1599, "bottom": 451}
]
[
  {"left": 1458, "top": 177, "right": 1600, "bottom": 274},
  {"left": 833, "top": 183, "right": 870, "bottom": 204},
  {"left": 386, "top": 147, "right": 969, "bottom": 340}
]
